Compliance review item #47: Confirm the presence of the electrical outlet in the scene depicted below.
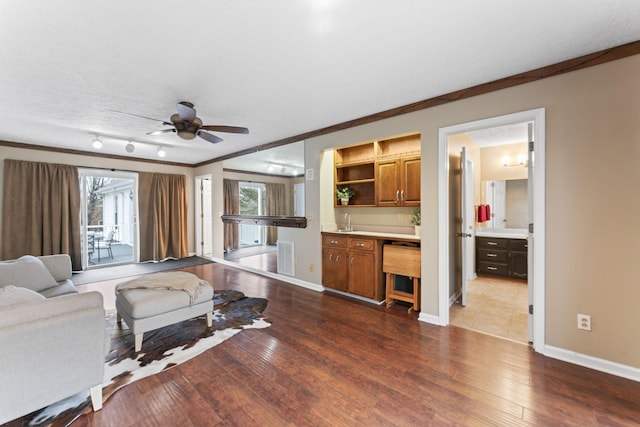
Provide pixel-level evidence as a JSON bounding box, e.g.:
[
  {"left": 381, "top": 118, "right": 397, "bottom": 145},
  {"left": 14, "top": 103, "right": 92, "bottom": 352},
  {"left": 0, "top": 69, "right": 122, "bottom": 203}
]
[
  {"left": 309, "top": 263, "right": 314, "bottom": 272},
  {"left": 577, "top": 314, "right": 591, "bottom": 331}
]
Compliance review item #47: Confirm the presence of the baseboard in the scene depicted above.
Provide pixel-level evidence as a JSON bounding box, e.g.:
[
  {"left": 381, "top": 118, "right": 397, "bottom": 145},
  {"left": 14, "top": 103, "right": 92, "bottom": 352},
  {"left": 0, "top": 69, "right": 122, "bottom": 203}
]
[
  {"left": 324, "top": 288, "right": 385, "bottom": 305},
  {"left": 213, "top": 258, "right": 324, "bottom": 292},
  {"left": 544, "top": 345, "right": 640, "bottom": 382},
  {"left": 418, "top": 312, "right": 443, "bottom": 325}
]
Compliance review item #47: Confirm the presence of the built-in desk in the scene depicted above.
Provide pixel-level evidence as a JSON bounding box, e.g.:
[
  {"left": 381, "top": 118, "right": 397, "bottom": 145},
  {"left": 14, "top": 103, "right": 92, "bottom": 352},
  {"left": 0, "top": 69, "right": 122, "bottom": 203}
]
[{"left": 321, "top": 230, "right": 420, "bottom": 305}]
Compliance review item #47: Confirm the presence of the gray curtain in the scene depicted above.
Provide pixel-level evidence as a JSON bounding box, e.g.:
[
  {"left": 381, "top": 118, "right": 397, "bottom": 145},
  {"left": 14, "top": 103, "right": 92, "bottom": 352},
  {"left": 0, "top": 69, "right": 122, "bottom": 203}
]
[
  {"left": 223, "top": 179, "right": 239, "bottom": 251},
  {"left": 2, "top": 159, "right": 82, "bottom": 269},
  {"left": 265, "top": 183, "right": 286, "bottom": 245},
  {"left": 138, "top": 172, "right": 189, "bottom": 261}
]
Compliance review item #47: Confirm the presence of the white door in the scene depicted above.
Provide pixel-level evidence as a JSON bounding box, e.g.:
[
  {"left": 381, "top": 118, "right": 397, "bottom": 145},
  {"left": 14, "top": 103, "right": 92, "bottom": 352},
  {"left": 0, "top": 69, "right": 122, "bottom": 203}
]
[
  {"left": 527, "top": 123, "right": 535, "bottom": 342},
  {"left": 460, "top": 147, "right": 474, "bottom": 306},
  {"left": 201, "top": 178, "right": 213, "bottom": 257}
]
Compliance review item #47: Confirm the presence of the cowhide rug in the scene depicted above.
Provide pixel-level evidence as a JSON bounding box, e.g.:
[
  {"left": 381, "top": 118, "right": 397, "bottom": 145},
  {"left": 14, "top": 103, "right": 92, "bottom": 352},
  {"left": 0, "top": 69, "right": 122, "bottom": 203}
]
[{"left": 9, "top": 290, "right": 270, "bottom": 427}]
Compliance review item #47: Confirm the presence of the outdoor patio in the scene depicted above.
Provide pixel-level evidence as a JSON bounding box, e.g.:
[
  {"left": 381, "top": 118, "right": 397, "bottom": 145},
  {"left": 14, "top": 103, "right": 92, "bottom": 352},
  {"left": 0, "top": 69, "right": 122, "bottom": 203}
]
[{"left": 89, "top": 243, "right": 133, "bottom": 267}]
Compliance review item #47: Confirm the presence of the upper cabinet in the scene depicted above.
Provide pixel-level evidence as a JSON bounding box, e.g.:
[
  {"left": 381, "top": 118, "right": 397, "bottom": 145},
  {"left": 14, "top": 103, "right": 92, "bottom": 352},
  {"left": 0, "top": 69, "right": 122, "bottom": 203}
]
[{"left": 335, "top": 133, "right": 420, "bottom": 207}]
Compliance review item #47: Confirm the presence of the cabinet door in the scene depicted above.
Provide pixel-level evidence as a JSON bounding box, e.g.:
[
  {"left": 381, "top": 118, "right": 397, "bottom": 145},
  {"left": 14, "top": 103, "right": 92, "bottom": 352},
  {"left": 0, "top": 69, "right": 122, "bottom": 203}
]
[
  {"left": 509, "top": 251, "right": 528, "bottom": 279},
  {"left": 401, "top": 157, "right": 421, "bottom": 206},
  {"left": 376, "top": 160, "right": 401, "bottom": 206},
  {"left": 322, "top": 247, "right": 348, "bottom": 291},
  {"left": 348, "top": 251, "right": 375, "bottom": 298}
]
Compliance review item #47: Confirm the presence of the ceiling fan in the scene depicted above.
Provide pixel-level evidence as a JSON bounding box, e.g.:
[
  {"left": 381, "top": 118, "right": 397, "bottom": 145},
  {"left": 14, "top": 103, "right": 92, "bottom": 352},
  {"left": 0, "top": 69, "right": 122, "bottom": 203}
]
[{"left": 116, "top": 101, "right": 249, "bottom": 144}]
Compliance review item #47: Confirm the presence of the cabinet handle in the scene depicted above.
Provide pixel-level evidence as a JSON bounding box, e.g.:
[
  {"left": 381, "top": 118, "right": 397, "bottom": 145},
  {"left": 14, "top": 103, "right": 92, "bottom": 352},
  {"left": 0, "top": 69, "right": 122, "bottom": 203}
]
[
  {"left": 487, "top": 253, "right": 497, "bottom": 257},
  {"left": 396, "top": 190, "right": 400, "bottom": 201},
  {"left": 329, "top": 254, "right": 333, "bottom": 262},
  {"left": 356, "top": 242, "right": 364, "bottom": 247},
  {"left": 335, "top": 255, "right": 340, "bottom": 264},
  {"left": 400, "top": 190, "right": 404, "bottom": 201},
  {"left": 331, "top": 240, "right": 338, "bottom": 244},
  {"left": 487, "top": 266, "right": 498, "bottom": 271},
  {"left": 350, "top": 257, "right": 354, "bottom": 266},
  {"left": 487, "top": 241, "right": 498, "bottom": 246}
]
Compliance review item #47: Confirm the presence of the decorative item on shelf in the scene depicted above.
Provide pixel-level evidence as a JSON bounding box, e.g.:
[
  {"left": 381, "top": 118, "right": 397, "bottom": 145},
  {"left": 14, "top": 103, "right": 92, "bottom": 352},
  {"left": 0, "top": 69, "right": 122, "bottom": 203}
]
[
  {"left": 336, "top": 187, "right": 355, "bottom": 206},
  {"left": 410, "top": 208, "right": 421, "bottom": 235}
]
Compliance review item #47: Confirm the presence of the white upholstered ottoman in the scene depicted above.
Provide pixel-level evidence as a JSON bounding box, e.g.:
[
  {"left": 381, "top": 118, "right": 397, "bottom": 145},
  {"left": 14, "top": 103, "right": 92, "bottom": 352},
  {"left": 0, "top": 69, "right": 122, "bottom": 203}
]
[{"left": 115, "top": 272, "right": 214, "bottom": 352}]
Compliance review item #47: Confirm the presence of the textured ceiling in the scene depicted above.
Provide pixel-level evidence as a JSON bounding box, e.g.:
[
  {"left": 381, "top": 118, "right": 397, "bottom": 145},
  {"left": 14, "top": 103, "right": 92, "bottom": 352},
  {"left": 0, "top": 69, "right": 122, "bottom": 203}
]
[{"left": 0, "top": 1, "right": 638, "bottom": 165}]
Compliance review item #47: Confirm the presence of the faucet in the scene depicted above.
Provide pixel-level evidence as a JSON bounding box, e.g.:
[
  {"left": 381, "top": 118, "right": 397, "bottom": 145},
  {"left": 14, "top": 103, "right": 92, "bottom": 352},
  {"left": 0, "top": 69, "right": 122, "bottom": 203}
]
[{"left": 344, "top": 212, "right": 353, "bottom": 232}]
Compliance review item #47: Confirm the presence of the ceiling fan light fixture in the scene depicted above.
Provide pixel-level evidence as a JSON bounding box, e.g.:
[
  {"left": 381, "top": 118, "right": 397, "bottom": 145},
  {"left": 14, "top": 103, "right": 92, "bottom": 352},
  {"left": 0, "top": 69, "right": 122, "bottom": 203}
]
[
  {"left": 157, "top": 147, "right": 167, "bottom": 158},
  {"left": 92, "top": 136, "right": 103, "bottom": 149},
  {"left": 177, "top": 130, "right": 196, "bottom": 140}
]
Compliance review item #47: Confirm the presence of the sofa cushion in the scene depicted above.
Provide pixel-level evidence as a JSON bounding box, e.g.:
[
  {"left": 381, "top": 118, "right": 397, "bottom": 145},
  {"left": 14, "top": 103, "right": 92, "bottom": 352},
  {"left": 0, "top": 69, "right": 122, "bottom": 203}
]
[
  {"left": 0, "top": 255, "right": 58, "bottom": 292},
  {"left": 0, "top": 285, "right": 46, "bottom": 307}
]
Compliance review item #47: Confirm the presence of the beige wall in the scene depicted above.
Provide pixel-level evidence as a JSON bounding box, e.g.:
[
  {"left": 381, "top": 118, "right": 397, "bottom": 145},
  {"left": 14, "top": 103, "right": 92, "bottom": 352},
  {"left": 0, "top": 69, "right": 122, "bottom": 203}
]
[
  {"left": 0, "top": 147, "right": 195, "bottom": 259},
  {"left": 298, "top": 54, "right": 639, "bottom": 368}
]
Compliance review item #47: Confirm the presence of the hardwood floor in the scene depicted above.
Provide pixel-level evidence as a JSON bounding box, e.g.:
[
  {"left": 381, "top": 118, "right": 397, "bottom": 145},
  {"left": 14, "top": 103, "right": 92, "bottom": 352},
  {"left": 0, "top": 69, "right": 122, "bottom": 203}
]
[{"left": 76, "top": 263, "right": 640, "bottom": 426}]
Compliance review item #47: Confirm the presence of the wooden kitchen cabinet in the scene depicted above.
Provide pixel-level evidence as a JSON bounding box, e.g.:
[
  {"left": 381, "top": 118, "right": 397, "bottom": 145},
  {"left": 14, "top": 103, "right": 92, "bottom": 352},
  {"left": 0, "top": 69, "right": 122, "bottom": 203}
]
[
  {"left": 375, "top": 156, "right": 420, "bottom": 207},
  {"left": 334, "top": 132, "right": 420, "bottom": 208},
  {"left": 321, "top": 233, "right": 385, "bottom": 301},
  {"left": 322, "top": 235, "right": 348, "bottom": 291}
]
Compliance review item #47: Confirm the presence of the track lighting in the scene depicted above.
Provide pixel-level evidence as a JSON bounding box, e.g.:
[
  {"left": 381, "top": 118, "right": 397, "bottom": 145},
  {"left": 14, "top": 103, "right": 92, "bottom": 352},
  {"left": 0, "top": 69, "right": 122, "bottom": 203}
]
[{"left": 92, "top": 136, "right": 103, "bottom": 149}]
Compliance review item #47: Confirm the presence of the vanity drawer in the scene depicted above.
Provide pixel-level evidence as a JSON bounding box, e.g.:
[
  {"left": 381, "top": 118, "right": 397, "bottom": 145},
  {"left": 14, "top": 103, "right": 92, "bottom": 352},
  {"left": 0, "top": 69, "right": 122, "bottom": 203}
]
[
  {"left": 348, "top": 237, "right": 375, "bottom": 251},
  {"left": 478, "top": 248, "right": 508, "bottom": 263},
  {"left": 322, "top": 235, "right": 347, "bottom": 248},
  {"left": 477, "top": 261, "right": 509, "bottom": 276},
  {"left": 509, "top": 239, "right": 528, "bottom": 252},
  {"left": 476, "top": 237, "right": 508, "bottom": 249}
]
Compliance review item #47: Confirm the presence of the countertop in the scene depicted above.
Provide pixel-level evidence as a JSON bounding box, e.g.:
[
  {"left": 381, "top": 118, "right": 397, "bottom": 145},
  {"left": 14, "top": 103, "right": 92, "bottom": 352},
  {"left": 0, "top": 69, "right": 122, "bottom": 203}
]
[
  {"left": 475, "top": 228, "right": 528, "bottom": 239},
  {"left": 322, "top": 230, "right": 420, "bottom": 242}
]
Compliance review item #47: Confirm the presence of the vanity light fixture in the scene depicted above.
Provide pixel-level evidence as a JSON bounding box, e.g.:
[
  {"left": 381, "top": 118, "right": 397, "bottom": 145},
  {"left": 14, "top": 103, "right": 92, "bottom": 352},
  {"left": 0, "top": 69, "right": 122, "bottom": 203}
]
[
  {"left": 502, "top": 154, "right": 528, "bottom": 167},
  {"left": 92, "top": 136, "right": 103, "bottom": 149}
]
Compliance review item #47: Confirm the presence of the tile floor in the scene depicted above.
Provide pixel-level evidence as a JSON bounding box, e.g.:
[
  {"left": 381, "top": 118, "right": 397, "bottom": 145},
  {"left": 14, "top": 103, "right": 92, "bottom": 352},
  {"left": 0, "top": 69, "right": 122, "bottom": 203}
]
[{"left": 449, "top": 275, "right": 529, "bottom": 344}]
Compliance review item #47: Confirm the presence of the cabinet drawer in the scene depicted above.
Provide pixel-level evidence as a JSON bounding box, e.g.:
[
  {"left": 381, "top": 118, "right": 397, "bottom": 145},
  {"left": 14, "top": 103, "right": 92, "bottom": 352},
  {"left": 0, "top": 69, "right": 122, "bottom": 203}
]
[
  {"left": 322, "top": 235, "right": 347, "bottom": 248},
  {"left": 348, "top": 238, "right": 375, "bottom": 251},
  {"left": 478, "top": 248, "right": 508, "bottom": 263},
  {"left": 509, "top": 239, "right": 528, "bottom": 252},
  {"left": 477, "top": 237, "right": 508, "bottom": 249},
  {"left": 478, "top": 261, "right": 509, "bottom": 276}
]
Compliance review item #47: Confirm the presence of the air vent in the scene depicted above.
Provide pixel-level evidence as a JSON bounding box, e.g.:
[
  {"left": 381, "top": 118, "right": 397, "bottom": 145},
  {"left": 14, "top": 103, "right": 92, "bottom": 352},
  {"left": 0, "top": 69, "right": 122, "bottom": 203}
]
[{"left": 277, "top": 241, "right": 295, "bottom": 276}]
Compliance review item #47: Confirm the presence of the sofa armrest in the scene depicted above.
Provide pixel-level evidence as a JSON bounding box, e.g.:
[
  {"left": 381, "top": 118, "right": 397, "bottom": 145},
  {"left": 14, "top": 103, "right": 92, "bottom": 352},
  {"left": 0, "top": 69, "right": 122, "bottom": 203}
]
[
  {"left": 0, "top": 292, "right": 107, "bottom": 424},
  {"left": 38, "top": 254, "right": 73, "bottom": 283}
]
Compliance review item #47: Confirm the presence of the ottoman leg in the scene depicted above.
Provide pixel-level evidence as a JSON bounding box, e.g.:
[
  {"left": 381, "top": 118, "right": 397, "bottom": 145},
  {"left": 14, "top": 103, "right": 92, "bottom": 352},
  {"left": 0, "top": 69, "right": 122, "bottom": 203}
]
[
  {"left": 135, "top": 333, "right": 143, "bottom": 352},
  {"left": 206, "top": 312, "right": 212, "bottom": 327}
]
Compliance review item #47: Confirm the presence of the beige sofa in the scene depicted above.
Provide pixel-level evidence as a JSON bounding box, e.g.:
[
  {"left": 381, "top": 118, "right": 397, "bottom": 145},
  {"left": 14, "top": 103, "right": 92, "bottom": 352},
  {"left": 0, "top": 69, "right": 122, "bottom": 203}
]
[{"left": 0, "top": 255, "right": 109, "bottom": 424}]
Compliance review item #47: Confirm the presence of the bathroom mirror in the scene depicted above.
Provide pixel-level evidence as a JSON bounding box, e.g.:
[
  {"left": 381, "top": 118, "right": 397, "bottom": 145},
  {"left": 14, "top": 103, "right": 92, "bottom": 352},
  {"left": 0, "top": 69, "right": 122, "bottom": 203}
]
[{"left": 483, "top": 179, "right": 528, "bottom": 229}]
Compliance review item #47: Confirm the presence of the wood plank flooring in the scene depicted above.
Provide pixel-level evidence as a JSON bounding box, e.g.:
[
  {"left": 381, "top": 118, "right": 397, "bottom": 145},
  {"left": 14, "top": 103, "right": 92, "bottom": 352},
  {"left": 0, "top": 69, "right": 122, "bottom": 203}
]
[{"left": 76, "top": 263, "right": 640, "bottom": 426}]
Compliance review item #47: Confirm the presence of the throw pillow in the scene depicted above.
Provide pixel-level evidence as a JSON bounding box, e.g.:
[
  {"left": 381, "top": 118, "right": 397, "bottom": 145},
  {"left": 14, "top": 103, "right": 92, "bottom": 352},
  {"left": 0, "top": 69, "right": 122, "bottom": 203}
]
[
  {"left": 0, "top": 285, "right": 46, "bottom": 307},
  {"left": 0, "top": 255, "right": 58, "bottom": 292}
]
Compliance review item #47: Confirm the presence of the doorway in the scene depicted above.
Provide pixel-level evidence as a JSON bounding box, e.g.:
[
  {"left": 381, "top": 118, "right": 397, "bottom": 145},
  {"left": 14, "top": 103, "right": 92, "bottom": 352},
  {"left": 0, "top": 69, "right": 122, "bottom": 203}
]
[
  {"left": 79, "top": 169, "right": 138, "bottom": 269},
  {"left": 437, "top": 108, "right": 546, "bottom": 352},
  {"left": 195, "top": 175, "right": 213, "bottom": 258}
]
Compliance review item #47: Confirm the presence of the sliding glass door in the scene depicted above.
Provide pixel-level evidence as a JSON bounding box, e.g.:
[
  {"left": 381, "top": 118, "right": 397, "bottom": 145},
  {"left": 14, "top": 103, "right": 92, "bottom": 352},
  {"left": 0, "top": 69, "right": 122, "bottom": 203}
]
[{"left": 79, "top": 169, "right": 139, "bottom": 269}]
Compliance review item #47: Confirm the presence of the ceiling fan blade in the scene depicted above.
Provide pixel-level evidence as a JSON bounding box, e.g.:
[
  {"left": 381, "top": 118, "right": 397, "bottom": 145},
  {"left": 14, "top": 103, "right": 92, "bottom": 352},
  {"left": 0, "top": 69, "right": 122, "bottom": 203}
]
[
  {"left": 147, "top": 128, "right": 176, "bottom": 136},
  {"left": 200, "top": 125, "right": 250, "bottom": 134},
  {"left": 176, "top": 102, "right": 197, "bottom": 122},
  {"left": 197, "top": 131, "right": 223, "bottom": 144}
]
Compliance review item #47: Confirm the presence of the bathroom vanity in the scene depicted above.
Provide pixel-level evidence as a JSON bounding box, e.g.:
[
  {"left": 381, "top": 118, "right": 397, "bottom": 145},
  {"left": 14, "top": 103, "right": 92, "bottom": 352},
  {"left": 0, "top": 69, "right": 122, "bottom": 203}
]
[{"left": 475, "top": 228, "right": 528, "bottom": 280}]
